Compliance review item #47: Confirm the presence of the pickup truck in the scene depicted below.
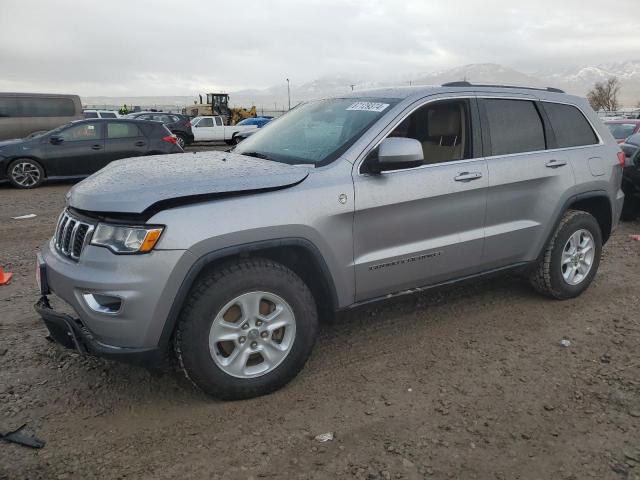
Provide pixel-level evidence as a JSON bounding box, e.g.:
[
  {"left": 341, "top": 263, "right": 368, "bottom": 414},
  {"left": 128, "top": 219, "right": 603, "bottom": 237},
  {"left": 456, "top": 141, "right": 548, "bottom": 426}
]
[{"left": 191, "top": 115, "right": 258, "bottom": 144}]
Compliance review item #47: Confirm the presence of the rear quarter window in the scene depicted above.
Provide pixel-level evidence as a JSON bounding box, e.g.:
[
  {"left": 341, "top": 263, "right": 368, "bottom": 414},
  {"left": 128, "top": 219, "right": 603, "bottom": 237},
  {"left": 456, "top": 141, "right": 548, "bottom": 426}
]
[
  {"left": 543, "top": 102, "right": 599, "bottom": 147},
  {"left": 482, "top": 99, "right": 546, "bottom": 156}
]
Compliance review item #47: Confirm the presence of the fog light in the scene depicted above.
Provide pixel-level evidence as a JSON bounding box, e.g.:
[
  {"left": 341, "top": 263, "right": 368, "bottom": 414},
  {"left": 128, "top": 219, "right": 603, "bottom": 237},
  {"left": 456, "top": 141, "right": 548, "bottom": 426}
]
[{"left": 83, "top": 293, "right": 122, "bottom": 314}]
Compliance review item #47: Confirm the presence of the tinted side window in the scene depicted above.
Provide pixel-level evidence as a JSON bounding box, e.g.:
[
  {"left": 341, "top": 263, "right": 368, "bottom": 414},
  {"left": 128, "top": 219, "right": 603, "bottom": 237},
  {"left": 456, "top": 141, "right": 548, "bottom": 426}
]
[
  {"left": 543, "top": 102, "right": 598, "bottom": 147},
  {"left": 100, "top": 112, "right": 117, "bottom": 119},
  {"left": 19, "top": 97, "right": 76, "bottom": 117},
  {"left": 387, "top": 100, "right": 472, "bottom": 164},
  {"left": 483, "top": 99, "right": 545, "bottom": 156},
  {"left": 0, "top": 97, "right": 19, "bottom": 117},
  {"left": 59, "top": 122, "right": 101, "bottom": 142},
  {"left": 215, "top": 117, "right": 223, "bottom": 126},
  {"left": 83, "top": 111, "right": 99, "bottom": 118},
  {"left": 107, "top": 122, "right": 141, "bottom": 139},
  {"left": 198, "top": 118, "right": 214, "bottom": 127}
]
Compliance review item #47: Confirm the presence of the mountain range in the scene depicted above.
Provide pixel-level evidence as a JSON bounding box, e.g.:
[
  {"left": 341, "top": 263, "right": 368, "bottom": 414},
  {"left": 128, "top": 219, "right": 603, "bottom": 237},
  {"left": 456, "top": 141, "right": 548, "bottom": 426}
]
[{"left": 83, "top": 61, "right": 640, "bottom": 110}]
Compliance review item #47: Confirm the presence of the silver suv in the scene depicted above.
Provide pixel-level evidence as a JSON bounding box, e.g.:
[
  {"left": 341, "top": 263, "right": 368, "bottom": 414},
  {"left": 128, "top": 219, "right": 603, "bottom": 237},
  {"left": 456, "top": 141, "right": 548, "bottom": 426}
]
[{"left": 36, "top": 83, "right": 625, "bottom": 399}]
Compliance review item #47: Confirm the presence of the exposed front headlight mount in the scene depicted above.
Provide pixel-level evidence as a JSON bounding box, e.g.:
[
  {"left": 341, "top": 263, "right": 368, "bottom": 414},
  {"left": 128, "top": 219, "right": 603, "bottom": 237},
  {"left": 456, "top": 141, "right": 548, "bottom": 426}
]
[{"left": 91, "top": 223, "right": 164, "bottom": 254}]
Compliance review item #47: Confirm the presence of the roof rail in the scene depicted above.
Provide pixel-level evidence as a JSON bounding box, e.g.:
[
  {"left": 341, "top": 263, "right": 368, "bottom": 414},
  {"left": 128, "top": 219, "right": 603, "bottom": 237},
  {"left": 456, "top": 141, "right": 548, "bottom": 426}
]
[{"left": 441, "top": 81, "right": 565, "bottom": 94}]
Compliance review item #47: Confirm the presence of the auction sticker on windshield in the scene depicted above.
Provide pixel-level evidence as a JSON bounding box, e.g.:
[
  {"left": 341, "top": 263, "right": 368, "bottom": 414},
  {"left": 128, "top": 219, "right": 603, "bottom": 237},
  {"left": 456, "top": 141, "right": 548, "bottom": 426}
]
[{"left": 346, "top": 102, "right": 390, "bottom": 112}]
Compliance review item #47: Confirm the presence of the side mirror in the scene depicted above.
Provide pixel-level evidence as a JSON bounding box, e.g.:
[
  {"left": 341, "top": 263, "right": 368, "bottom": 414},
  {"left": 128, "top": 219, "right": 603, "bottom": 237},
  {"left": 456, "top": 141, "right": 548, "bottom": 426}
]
[
  {"left": 367, "top": 137, "right": 424, "bottom": 173},
  {"left": 49, "top": 135, "right": 64, "bottom": 145}
]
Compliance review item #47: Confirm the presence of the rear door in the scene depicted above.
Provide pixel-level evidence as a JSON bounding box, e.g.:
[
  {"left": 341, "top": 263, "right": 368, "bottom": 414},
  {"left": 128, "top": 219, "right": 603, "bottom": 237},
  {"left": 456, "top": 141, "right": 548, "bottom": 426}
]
[
  {"left": 103, "top": 121, "right": 148, "bottom": 167},
  {"left": 479, "top": 97, "right": 575, "bottom": 268},
  {"left": 192, "top": 117, "right": 215, "bottom": 141},
  {"left": 352, "top": 97, "right": 489, "bottom": 301},
  {"left": 45, "top": 121, "right": 105, "bottom": 176}
]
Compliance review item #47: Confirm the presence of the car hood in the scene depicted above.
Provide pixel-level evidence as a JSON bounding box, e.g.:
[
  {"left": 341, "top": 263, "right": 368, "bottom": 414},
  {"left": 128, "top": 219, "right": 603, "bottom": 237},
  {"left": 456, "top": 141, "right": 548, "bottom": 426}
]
[
  {"left": 0, "top": 137, "right": 32, "bottom": 150},
  {"left": 67, "top": 151, "right": 310, "bottom": 215}
]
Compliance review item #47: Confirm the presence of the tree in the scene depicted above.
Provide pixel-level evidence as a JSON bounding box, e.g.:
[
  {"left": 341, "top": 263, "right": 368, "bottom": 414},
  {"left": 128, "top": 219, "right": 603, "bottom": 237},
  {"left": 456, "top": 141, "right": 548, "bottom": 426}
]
[
  {"left": 118, "top": 104, "right": 129, "bottom": 115},
  {"left": 587, "top": 77, "right": 621, "bottom": 112}
]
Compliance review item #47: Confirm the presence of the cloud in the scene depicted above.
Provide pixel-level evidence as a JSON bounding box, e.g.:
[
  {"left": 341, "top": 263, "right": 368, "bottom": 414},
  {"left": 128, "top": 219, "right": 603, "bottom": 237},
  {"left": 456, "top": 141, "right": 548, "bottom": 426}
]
[{"left": 0, "top": 0, "right": 638, "bottom": 95}]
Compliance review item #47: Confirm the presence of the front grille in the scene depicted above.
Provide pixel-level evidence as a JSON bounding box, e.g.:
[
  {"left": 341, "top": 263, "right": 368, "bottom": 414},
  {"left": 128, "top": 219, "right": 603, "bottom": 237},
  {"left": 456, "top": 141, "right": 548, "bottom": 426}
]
[{"left": 54, "top": 211, "right": 95, "bottom": 261}]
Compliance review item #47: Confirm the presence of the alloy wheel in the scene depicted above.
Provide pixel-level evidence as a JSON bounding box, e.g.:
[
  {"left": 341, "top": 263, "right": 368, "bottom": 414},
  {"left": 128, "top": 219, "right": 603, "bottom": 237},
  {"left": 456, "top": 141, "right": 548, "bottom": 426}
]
[
  {"left": 11, "top": 162, "right": 41, "bottom": 187},
  {"left": 561, "top": 229, "right": 595, "bottom": 285},
  {"left": 208, "top": 291, "right": 296, "bottom": 378}
]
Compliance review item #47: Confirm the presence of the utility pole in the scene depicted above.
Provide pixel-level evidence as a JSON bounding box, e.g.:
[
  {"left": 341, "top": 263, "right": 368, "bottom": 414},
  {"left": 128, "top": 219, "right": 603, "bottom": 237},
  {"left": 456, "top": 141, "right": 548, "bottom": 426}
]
[
  {"left": 350, "top": 84, "right": 355, "bottom": 91},
  {"left": 286, "top": 78, "right": 291, "bottom": 110}
]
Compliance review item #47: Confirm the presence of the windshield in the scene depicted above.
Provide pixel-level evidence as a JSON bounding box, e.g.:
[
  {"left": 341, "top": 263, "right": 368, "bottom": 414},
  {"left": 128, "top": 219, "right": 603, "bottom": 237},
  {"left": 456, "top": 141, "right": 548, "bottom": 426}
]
[
  {"left": 233, "top": 98, "right": 399, "bottom": 166},
  {"left": 607, "top": 123, "right": 638, "bottom": 140}
]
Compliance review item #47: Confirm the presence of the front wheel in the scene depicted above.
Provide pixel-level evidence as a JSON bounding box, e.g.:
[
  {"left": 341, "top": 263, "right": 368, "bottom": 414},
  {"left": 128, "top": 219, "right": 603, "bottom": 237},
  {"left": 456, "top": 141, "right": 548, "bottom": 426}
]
[
  {"left": 7, "top": 158, "right": 44, "bottom": 188},
  {"left": 530, "top": 210, "right": 602, "bottom": 299},
  {"left": 175, "top": 258, "right": 318, "bottom": 400}
]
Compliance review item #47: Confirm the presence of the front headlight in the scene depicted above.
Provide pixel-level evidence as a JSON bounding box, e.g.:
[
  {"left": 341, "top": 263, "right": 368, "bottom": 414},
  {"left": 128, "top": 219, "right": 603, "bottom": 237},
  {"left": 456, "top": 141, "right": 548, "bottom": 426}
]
[{"left": 91, "top": 224, "right": 164, "bottom": 254}]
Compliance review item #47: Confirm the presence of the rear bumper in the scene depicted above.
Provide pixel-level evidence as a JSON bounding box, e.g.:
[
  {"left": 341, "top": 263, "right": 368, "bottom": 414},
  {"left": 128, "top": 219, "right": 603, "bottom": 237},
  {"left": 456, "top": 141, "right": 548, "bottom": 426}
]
[{"left": 35, "top": 296, "right": 163, "bottom": 366}]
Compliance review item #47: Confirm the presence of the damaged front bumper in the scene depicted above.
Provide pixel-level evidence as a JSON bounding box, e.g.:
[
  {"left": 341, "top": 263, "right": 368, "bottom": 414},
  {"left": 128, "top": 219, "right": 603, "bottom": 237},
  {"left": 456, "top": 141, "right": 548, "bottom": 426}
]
[{"left": 34, "top": 295, "right": 164, "bottom": 367}]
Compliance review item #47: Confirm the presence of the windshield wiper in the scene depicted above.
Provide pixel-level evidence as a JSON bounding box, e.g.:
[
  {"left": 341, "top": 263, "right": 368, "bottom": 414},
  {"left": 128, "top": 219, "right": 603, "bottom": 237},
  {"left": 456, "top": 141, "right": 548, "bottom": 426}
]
[{"left": 240, "top": 151, "right": 277, "bottom": 162}]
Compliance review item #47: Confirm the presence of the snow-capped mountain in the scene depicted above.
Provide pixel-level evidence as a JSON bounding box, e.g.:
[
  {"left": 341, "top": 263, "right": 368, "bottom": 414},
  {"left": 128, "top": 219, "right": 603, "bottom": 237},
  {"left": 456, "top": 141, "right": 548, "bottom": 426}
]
[
  {"left": 411, "top": 63, "right": 544, "bottom": 88},
  {"left": 82, "top": 61, "right": 640, "bottom": 111},
  {"left": 536, "top": 60, "right": 640, "bottom": 104}
]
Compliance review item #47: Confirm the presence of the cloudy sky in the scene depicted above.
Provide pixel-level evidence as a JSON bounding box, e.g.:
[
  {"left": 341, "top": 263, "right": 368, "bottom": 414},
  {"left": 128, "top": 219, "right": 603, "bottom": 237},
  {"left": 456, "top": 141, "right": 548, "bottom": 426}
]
[{"left": 1, "top": 0, "right": 639, "bottom": 96}]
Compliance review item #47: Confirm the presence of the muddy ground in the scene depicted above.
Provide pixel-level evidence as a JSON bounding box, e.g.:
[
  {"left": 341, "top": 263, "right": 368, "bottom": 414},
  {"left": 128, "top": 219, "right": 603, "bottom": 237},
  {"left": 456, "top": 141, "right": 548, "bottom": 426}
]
[{"left": 1, "top": 160, "right": 639, "bottom": 479}]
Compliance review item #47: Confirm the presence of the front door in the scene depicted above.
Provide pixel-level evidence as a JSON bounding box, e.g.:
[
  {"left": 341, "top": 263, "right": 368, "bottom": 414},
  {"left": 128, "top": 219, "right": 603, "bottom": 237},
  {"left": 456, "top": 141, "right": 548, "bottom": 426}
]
[
  {"left": 193, "top": 117, "right": 215, "bottom": 141},
  {"left": 46, "top": 121, "right": 105, "bottom": 176},
  {"left": 352, "top": 98, "right": 489, "bottom": 301}
]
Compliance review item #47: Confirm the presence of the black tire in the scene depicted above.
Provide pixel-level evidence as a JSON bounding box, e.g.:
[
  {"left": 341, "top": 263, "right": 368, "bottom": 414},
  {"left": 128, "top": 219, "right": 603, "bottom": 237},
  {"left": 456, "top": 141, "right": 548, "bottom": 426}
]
[
  {"left": 530, "top": 210, "right": 602, "bottom": 299},
  {"left": 175, "top": 258, "right": 318, "bottom": 400},
  {"left": 175, "top": 134, "right": 187, "bottom": 149},
  {"left": 620, "top": 196, "right": 638, "bottom": 221},
  {"left": 225, "top": 139, "right": 235, "bottom": 146},
  {"left": 7, "top": 158, "right": 44, "bottom": 189}
]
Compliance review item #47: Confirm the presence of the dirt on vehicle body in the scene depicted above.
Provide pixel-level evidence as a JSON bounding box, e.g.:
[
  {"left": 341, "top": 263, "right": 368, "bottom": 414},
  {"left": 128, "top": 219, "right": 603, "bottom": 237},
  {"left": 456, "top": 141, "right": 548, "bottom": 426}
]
[{"left": 0, "top": 182, "right": 639, "bottom": 479}]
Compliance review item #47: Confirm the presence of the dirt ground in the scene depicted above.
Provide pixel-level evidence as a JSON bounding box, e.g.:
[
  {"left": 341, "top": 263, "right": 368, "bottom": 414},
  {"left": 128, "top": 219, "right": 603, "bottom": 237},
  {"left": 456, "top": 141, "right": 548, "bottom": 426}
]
[{"left": 1, "top": 170, "right": 639, "bottom": 479}]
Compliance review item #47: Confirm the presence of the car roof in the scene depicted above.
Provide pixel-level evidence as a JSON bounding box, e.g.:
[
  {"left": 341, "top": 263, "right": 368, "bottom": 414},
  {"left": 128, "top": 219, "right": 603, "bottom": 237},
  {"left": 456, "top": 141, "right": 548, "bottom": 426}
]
[
  {"left": 74, "top": 118, "right": 158, "bottom": 125},
  {"left": 335, "top": 84, "right": 581, "bottom": 103},
  {"left": 605, "top": 119, "right": 640, "bottom": 124}
]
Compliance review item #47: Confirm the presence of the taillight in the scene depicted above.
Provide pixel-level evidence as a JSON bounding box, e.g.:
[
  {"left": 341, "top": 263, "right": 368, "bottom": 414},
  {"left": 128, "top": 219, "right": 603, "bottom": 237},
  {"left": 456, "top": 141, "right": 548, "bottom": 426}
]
[
  {"left": 162, "top": 135, "right": 177, "bottom": 144},
  {"left": 617, "top": 151, "right": 626, "bottom": 168}
]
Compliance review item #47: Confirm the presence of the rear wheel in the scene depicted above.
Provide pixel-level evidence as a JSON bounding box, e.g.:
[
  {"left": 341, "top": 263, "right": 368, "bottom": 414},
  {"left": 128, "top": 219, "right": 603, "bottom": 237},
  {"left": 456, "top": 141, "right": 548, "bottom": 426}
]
[
  {"left": 530, "top": 210, "right": 602, "bottom": 299},
  {"left": 175, "top": 258, "right": 318, "bottom": 400},
  {"left": 7, "top": 158, "right": 44, "bottom": 189},
  {"left": 175, "top": 134, "right": 187, "bottom": 149}
]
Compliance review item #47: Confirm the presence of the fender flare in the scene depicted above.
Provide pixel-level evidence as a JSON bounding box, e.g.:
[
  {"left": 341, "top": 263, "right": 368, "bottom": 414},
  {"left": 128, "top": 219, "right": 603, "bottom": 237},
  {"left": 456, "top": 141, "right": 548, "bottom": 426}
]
[
  {"left": 535, "top": 189, "right": 612, "bottom": 263},
  {"left": 156, "top": 237, "right": 339, "bottom": 351}
]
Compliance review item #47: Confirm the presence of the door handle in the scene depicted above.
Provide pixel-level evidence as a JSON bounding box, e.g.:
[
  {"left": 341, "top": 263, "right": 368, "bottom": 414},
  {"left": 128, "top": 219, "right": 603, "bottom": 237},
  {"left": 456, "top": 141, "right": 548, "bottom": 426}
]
[
  {"left": 91, "top": 144, "right": 102, "bottom": 150},
  {"left": 454, "top": 172, "right": 483, "bottom": 182},
  {"left": 545, "top": 159, "right": 567, "bottom": 168},
  {"left": 135, "top": 141, "right": 146, "bottom": 147}
]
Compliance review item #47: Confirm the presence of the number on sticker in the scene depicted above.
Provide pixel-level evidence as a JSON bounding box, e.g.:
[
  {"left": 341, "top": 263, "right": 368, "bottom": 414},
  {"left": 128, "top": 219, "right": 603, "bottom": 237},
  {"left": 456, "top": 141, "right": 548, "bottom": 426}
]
[{"left": 346, "top": 102, "right": 390, "bottom": 113}]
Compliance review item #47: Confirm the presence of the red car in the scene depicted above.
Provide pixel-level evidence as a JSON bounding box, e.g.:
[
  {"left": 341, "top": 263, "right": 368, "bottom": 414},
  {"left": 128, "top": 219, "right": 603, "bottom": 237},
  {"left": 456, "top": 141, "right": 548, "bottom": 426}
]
[{"left": 605, "top": 119, "right": 640, "bottom": 144}]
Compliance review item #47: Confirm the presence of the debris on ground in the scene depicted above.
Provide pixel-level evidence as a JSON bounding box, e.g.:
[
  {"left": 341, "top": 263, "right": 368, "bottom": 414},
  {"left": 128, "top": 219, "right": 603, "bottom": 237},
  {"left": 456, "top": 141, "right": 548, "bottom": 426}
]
[
  {"left": 560, "top": 339, "right": 571, "bottom": 347},
  {"left": 0, "top": 424, "right": 46, "bottom": 449},
  {"left": 314, "top": 432, "right": 334, "bottom": 442},
  {"left": 0, "top": 266, "right": 12, "bottom": 286},
  {"left": 11, "top": 214, "right": 37, "bottom": 220}
]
